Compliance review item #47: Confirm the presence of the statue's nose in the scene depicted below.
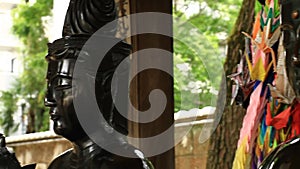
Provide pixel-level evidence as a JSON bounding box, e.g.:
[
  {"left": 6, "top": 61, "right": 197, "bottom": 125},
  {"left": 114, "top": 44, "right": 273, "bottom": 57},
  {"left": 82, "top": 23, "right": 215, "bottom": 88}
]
[
  {"left": 44, "top": 84, "right": 57, "bottom": 107},
  {"left": 44, "top": 97, "right": 57, "bottom": 107}
]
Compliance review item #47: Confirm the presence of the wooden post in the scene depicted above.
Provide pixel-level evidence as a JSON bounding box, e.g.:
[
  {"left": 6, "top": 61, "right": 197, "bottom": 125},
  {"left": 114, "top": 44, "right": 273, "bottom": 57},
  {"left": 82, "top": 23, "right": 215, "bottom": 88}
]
[{"left": 128, "top": 1, "right": 175, "bottom": 169}]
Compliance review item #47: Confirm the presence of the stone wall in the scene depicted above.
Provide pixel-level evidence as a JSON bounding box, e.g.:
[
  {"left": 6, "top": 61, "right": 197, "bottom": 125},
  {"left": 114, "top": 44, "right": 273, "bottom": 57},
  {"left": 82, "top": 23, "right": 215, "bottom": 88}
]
[
  {"left": 13, "top": 139, "right": 71, "bottom": 169},
  {"left": 175, "top": 126, "right": 210, "bottom": 169},
  {"left": 6, "top": 126, "right": 209, "bottom": 169},
  {"left": 6, "top": 131, "right": 72, "bottom": 169}
]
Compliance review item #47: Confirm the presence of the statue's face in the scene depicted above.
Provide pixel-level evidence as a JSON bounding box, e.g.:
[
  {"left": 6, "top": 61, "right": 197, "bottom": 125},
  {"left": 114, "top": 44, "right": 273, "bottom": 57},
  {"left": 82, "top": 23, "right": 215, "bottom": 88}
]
[{"left": 45, "top": 58, "right": 86, "bottom": 141}]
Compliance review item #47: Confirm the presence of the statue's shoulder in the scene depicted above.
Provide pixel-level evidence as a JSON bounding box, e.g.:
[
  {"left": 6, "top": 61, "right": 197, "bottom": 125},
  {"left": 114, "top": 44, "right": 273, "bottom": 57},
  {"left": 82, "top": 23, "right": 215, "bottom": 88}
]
[
  {"left": 46, "top": 144, "right": 154, "bottom": 169},
  {"left": 99, "top": 144, "right": 154, "bottom": 169},
  {"left": 47, "top": 148, "right": 73, "bottom": 169},
  {"left": 123, "top": 148, "right": 154, "bottom": 169}
]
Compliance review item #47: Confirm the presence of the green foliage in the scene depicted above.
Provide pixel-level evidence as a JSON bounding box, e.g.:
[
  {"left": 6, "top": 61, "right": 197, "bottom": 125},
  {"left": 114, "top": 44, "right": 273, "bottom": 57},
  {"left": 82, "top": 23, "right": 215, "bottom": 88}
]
[
  {"left": 0, "top": 0, "right": 53, "bottom": 135},
  {"left": 12, "top": 0, "right": 52, "bottom": 54},
  {"left": 0, "top": 91, "right": 19, "bottom": 135},
  {"left": 173, "top": 0, "right": 242, "bottom": 112},
  {"left": 0, "top": 0, "right": 243, "bottom": 133}
]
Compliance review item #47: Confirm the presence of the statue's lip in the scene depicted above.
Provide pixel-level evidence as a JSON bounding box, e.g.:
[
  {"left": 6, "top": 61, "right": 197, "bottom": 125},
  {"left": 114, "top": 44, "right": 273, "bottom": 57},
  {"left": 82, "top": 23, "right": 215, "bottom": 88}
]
[
  {"left": 50, "top": 114, "right": 60, "bottom": 121},
  {"left": 49, "top": 107, "right": 60, "bottom": 121}
]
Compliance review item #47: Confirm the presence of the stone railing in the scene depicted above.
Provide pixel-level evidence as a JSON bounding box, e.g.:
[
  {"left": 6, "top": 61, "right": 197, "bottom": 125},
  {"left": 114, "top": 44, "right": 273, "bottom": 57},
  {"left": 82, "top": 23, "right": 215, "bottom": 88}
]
[
  {"left": 6, "top": 107, "right": 214, "bottom": 169},
  {"left": 6, "top": 131, "right": 71, "bottom": 169},
  {"left": 174, "top": 106, "right": 214, "bottom": 169}
]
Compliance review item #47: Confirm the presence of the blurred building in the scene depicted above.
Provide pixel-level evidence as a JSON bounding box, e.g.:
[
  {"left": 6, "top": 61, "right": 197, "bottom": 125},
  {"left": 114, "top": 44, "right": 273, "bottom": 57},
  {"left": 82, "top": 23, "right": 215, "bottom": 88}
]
[
  {"left": 0, "top": 0, "right": 22, "bottom": 91},
  {"left": 0, "top": 0, "right": 24, "bottom": 135},
  {"left": 0, "top": 0, "right": 69, "bottom": 135}
]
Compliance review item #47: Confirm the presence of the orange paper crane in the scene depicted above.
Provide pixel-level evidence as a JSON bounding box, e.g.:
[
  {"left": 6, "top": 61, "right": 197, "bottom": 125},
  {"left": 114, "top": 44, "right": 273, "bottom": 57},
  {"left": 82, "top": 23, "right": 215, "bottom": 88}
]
[
  {"left": 242, "top": 16, "right": 280, "bottom": 82},
  {"left": 232, "top": 0, "right": 281, "bottom": 168}
]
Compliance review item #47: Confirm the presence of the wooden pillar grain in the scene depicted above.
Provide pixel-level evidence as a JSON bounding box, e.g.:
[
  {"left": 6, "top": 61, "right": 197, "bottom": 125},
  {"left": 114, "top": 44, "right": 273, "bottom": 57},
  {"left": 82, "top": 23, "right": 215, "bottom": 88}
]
[{"left": 127, "top": 1, "right": 175, "bottom": 169}]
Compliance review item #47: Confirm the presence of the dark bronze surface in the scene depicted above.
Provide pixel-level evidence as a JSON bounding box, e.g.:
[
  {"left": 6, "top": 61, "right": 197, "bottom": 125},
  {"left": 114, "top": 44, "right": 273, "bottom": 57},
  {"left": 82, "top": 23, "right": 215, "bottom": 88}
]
[
  {"left": 259, "top": 136, "right": 300, "bottom": 169},
  {"left": 0, "top": 134, "right": 36, "bottom": 169},
  {"left": 44, "top": 0, "right": 154, "bottom": 168},
  {"left": 62, "top": 0, "right": 117, "bottom": 36},
  {"left": 282, "top": 0, "right": 300, "bottom": 100}
]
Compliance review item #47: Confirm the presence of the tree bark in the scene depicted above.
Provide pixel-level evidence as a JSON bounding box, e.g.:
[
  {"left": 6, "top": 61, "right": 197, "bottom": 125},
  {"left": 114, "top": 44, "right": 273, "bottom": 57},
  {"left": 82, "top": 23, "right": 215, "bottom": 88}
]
[
  {"left": 206, "top": 0, "right": 256, "bottom": 169},
  {"left": 26, "top": 107, "right": 35, "bottom": 133}
]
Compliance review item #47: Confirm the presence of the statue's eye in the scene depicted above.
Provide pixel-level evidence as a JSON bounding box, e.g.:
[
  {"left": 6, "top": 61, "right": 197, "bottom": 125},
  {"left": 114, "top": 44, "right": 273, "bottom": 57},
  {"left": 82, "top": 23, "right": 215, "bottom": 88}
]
[{"left": 52, "top": 76, "right": 72, "bottom": 90}]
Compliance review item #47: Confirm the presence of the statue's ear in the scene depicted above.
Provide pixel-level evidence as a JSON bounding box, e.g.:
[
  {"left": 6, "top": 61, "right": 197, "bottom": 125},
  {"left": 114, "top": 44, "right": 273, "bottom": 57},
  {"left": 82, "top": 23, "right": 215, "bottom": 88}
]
[{"left": 21, "top": 164, "right": 36, "bottom": 169}]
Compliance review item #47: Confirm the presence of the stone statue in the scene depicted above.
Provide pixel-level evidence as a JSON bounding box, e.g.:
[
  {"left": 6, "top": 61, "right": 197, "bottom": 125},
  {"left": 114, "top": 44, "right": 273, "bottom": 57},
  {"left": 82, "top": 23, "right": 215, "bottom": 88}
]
[{"left": 44, "top": 0, "right": 154, "bottom": 169}]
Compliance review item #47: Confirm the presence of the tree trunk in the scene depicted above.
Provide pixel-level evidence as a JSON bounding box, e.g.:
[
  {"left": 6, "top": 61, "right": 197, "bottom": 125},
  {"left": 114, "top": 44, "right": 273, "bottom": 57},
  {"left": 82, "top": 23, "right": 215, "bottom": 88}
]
[
  {"left": 206, "top": 0, "right": 256, "bottom": 169},
  {"left": 26, "top": 107, "right": 35, "bottom": 133}
]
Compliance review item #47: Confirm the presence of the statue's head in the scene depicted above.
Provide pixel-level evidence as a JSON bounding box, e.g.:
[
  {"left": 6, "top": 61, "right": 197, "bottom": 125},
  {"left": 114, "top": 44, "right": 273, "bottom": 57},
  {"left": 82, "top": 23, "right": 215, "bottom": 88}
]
[
  {"left": 44, "top": 35, "right": 131, "bottom": 141},
  {"left": 44, "top": 0, "right": 131, "bottom": 142}
]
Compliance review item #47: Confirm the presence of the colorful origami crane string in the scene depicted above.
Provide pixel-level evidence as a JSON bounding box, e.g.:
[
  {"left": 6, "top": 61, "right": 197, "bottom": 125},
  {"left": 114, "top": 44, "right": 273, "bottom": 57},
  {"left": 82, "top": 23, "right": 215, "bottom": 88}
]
[
  {"left": 227, "top": 41, "right": 255, "bottom": 107},
  {"left": 232, "top": 0, "right": 282, "bottom": 168},
  {"left": 232, "top": 0, "right": 300, "bottom": 168},
  {"left": 268, "top": 34, "right": 296, "bottom": 104}
]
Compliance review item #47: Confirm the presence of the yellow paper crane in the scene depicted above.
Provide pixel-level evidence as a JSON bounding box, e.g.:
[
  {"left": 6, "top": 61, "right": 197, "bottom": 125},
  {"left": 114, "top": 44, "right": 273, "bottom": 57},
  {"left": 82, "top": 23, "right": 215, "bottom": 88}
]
[{"left": 242, "top": 13, "right": 280, "bottom": 82}]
